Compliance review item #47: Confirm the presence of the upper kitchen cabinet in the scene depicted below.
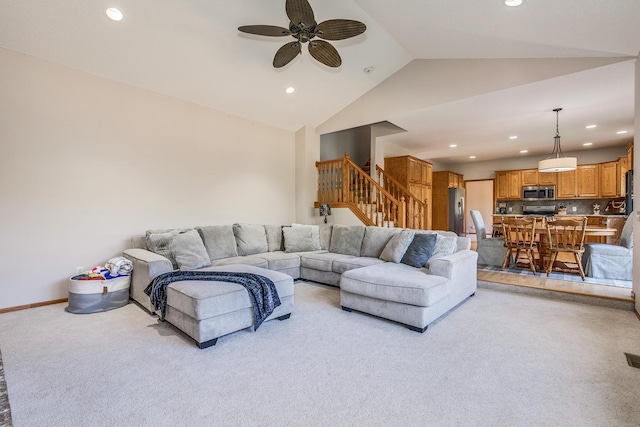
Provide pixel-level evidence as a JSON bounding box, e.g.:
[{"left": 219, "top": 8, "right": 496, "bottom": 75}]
[
  {"left": 522, "top": 168, "right": 556, "bottom": 186},
  {"left": 556, "top": 169, "right": 577, "bottom": 199},
  {"left": 600, "top": 161, "right": 619, "bottom": 197},
  {"left": 495, "top": 170, "right": 521, "bottom": 200},
  {"left": 577, "top": 164, "right": 599, "bottom": 198}
]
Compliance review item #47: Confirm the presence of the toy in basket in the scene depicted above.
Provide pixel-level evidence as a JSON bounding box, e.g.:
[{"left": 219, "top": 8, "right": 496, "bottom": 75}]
[{"left": 67, "top": 256, "right": 133, "bottom": 314}]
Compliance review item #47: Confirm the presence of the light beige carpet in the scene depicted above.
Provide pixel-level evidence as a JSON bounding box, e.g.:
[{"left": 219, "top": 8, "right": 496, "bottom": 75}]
[{"left": 1, "top": 282, "right": 640, "bottom": 426}]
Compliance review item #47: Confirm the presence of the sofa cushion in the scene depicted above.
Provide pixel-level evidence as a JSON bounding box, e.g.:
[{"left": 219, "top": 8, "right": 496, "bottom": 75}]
[
  {"left": 283, "top": 226, "right": 320, "bottom": 252},
  {"left": 380, "top": 230, "right": 415, "bottom": 263},
  {"left": 196, "top": 225, "right": 239, "bottom": 261},
  {"left": 332, "top": 257, "right": 386, "bottom": 274},
  {"left": 253, "top": 251, "right": 301, "bottom": 271},
  {"left": 340, "top": 263, "right": 451, "bottom": 307},
  {"left": 233, "top": 223, "right": 269, "bottom": 256},
  {"left": 319, "top": 224, "right": 333, "bottom": 250},
  {"left": 169, "top": 229, "right": 211, "bottom": 271},
  {"left": 300, "top": 252, "right": 355, "bottom": 272},
  {"left": 329, "top": 225, "right": 365, "bottom": 256},
  {"left": 361, "top": 227, "right": 402, "bottom": 258},
  {"left": 427, "top": 235, "right": 458, "bottom": 265},
  {"left": 146, "top": 229, "right": 181, "bottom": 268},
  {"left": 211, "top": 256, "right": 268, "bottom": 269},
  {"left": 264, "top": 225, "right": 284, "bottom": 252},
  {"left": 401, "top": 233, "right": 438, "bottom": 268},
  {"left": 292, "top": 224, "right": 321, "bottom": 250}
]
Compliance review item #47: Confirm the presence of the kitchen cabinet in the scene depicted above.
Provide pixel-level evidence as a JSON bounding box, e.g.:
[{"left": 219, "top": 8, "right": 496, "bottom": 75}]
[
  {"left": 521, "top": 169, "right": 538, "bottom": 186},
  {"left": 538, "top": 171, "right": 557, "bottom": 186},
  {"left": 577, "top": 164, "right": 599, "bottom": 198},
  {"left": 495, "top": 170, "right": 521, "bottom": 200},
  {"left": 599, "top": 161, "right": 618, "bottom": 197},
  {"left": 618, "top": 156, "right": 629, "bottom": 197},
  {"left": 557, "top": 170, "right": 577, "bottom": 199}
]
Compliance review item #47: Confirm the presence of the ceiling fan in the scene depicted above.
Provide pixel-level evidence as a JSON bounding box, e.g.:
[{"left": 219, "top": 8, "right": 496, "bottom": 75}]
[{"left": 238, "top": 0, "right": 366, "bottom": 68}]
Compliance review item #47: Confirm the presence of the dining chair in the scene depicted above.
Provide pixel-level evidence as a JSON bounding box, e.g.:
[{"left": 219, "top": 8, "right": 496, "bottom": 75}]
[
  {"left": 582, "top": 215, "right": 633, "bottom": 280},
  {"left": 470, "top": 210, "right": 507, "bottom": 266},
  {"left": 544, "top": 217, "right": 587, "bottom": 280},
  {"left": 501, "top": 216, "right": 538, "bottom": 274}
]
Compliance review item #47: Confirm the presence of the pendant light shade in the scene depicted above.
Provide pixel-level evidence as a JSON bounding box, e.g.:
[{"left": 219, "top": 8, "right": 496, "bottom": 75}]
[{"left": 538, "top": 108, "right": 577, "bottom": 173}]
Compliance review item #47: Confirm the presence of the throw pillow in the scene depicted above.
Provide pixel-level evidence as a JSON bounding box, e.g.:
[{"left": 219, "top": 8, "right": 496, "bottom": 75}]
[
  {"left": 282, "top": 227, "right": 316, "bottom": 252},
  {"left": 291, "top": 223, "right": 321, "bottom": 250},
  {"left": 196, "top": 225, "right": 238, "bottom": 261},
  {"left": 380, "top": 230, "right": 415, "bottom": 263},
  {"left": 146, "top": 229, "right": 181, "bottom": 269},
  {"left": 169, "top": 229, "right": 211, "bottom": 271},
  {"left": 401, "top": 233, "right": 438, "bottom": 268},
  {"left": 329, "top": 225, "right": 366, "bottom": 256},
  {"left": 426, "top": 234, "right": 458, "bottom": 266},
  {"left": 233, "top": 223, "right": 269, "bottom": 256}
]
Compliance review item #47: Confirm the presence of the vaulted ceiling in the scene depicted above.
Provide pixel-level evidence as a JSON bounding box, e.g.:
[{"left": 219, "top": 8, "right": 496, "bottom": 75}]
[{"left": 1, "top": 0, "right": 638, "bottom": 163}]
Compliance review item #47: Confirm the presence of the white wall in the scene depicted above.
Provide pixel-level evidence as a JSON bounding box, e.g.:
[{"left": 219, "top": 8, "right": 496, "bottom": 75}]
[
  {"left": 634, "top": 53, "right": 639, "bottom": 315},
  {"left": 0, "top": 49, "right": 295, "bottom": 309}
]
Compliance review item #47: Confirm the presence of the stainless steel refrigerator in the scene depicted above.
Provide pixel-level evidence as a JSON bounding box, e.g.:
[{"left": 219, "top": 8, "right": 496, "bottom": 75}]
[{"left": 447, "top": 187, "right": 465, "bottom": 235}]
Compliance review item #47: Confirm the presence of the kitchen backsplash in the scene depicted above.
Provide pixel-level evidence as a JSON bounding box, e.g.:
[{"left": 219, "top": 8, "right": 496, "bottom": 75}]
[{"left": 497, "top": 198, "right": 626, "bottom": 215}]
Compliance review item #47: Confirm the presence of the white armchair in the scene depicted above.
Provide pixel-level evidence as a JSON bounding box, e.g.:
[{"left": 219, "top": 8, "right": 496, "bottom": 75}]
[
  {"left": 582, "top": 216, "right": 633, "bottom": 281},
  {"left": 470, "top": 210, "right": 508, "bottom": 267}
]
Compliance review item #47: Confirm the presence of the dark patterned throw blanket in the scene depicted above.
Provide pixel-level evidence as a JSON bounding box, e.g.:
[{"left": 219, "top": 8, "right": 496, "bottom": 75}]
[{"left": 144, "top": 271, "right": 281, "bottom": 331}]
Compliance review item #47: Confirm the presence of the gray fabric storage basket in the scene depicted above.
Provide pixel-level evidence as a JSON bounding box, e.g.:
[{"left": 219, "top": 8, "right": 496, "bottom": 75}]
[{"left": 67, "top": 276, "right": 131, "bottom": 314}]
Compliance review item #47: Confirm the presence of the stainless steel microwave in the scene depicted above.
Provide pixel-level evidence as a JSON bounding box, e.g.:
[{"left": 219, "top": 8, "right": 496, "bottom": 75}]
[{"left": 522, "top": 186, "right": 555, "bottom": 201}]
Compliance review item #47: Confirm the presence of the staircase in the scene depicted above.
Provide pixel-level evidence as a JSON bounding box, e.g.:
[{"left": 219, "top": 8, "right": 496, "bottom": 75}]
[
  {"left": 315, "top": 153, "right": 405, "bottom": 227},
  {"left": 376, "top": 165, "right": 429, "bottom": 230}
]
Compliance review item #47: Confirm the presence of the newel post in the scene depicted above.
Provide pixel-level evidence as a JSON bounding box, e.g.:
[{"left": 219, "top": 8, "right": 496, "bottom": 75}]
[
  {"left": 398, "top": 196, "right": 407, "bottom": 229},
  {"left": 342, "top": 152, "right": 350, "bottom": 202}
]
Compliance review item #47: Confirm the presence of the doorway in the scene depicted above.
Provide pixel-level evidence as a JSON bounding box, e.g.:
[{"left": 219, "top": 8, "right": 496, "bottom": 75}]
[{"left": 465, "top": 179, "right": 495, "bottom": 239}]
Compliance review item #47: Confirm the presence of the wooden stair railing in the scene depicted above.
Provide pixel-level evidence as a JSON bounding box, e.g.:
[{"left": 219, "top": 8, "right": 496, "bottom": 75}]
[
  {"left": 316, "top": 153, "right": 405, "bottom": 228},
  {"left": 376, "top": 165, "right": 429, "bottom": 230}
]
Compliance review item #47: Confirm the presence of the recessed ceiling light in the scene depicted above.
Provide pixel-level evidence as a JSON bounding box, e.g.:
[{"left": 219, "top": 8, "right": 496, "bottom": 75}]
[
  {"left": 520, "top": 150, "right": 528, "bottom": 154},
  {"left": 449, "top": 144, "right": 457, "bottom": 148},
  {"left": 285, "top": 87, "right": 295, "bottom": 94},
  {"left": 364, "top": 66, "right": 374, "bottom": 74},
  {"left": 583, "top": 142, "right": 593, "bottom": 146},
  {"left": 469, "top": 156, "right": 476, "bottom": 159},
  {"left": 617, "top": 130, "right": 628, "bottom": 135},
  {"left": 105, "top": 7, "right": 123, "bottom": 21},
  {"left": 585, "top": 124, "right": 597, "bottom": 129},
  {"left": 509, "top": 136, "right": 518, "bottom": 140},
  {"left": 504, "top": 0, "right": 524, "bottom": 7}
]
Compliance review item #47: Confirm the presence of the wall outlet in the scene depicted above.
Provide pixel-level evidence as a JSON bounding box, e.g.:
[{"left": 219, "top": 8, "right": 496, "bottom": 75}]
[
  {"left": 508, "top": 207, "right": 512, "bottom": 212},
  {"left": 76, "top": 266, "right": 84, "bottom": 274},
  {"left": 572, "top": 206, "right": 577, "bottom": 212}
]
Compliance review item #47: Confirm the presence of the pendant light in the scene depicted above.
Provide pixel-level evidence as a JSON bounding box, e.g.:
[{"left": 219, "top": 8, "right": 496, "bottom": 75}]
[{"left": 538, "top": 107, "right": 577, "bottom": 173}]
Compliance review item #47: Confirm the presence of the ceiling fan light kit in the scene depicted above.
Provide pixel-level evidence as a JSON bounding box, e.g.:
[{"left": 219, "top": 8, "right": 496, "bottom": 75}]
[
  {"left": 538, "top": 108, "right": 578, "bottom": 173},
  {"left": 238, "top": 0, "right": 366, "bottom": 68}
]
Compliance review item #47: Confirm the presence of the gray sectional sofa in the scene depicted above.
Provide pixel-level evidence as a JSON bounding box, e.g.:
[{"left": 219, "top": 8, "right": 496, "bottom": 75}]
[{"left": 124, "top": 223, "right": 478, "bottom": 347}]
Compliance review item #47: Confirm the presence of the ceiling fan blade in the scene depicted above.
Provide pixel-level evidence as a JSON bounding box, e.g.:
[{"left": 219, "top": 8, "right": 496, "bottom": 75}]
[
  {"left": 316, "top": 19, "right": 366, "bottom": 40},
  {"left": 308, "top": 40, "right": 341, "bottom": 68},
  {"left": 238, "top": 25, "right": 291, "bottom": 37},
  {"left": 286, "top": 0, "right": 315, "bottom": 27},
  {"left": 273, "top": 41, "right": 302, "bottom": 68}
]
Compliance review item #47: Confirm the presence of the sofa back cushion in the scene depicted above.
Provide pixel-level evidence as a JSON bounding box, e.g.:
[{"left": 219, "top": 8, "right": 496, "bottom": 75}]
[
  {"left": 264, "top": 225, "right": 285, "bottom": 252},
  {"left": 233, "top": 223, "right": 269, "bottom": 256},
  {"left": 329, "top": 225, "right": 365, "bottom": 256},
  {"left": 196, "top": 225, "right": 239, "bottom": 260},
  {"left": 361, "top": 227, "right": 402, "bottom": 258},
  {"left": 282, "top": 227, "right": 317, "bottom": 252},
  {"left": 319, "top": 224, "right": 333, "bottom": 250},
  {"left": 291, "top": 224, "right": 321, "bottom": 250}
]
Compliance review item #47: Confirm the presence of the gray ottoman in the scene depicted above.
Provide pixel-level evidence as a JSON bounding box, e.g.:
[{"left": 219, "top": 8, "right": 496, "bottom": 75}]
[{"left": 165, "top": 264, "right": 294, "bottom": 348}]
